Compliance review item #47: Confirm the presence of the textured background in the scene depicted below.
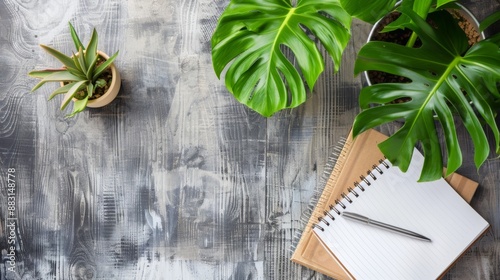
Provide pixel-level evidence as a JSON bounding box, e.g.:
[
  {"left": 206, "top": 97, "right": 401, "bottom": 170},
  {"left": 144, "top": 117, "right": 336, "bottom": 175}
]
[{"left": 0, "top": 0, "right": 498, "bottom": 279}]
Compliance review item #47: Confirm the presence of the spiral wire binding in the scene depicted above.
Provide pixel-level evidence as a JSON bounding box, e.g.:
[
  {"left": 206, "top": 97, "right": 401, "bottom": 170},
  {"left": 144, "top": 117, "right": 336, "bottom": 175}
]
[
  {"left": 354, "top": 181, "right": 364, "bottom": 191},
  {"left": 323, "top": 210, "right": 335, "bottom": 220},
  {"left": 347, "top": 187, "right": 358, "bottom": 197},
  {"left": 290, "top": 137, "right": 349, "bottom": 253},
  {"left": 335, "top": 199, "right": 346, "bottom": 209},
  {"left": 329, "top": 204, "right": 341, "bottom": 215},
  {"left": 313, "top": 159, "right": 390, "bottom": 232}
]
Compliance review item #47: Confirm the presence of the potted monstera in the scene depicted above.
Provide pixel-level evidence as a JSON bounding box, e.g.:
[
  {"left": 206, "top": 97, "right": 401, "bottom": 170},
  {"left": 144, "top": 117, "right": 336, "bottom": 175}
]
[
  {"left": 352, "top": 7, "right": 500, "bottom": 181},
  {"left": 29, "top": 23, "right": 120, "bottom": 117}
]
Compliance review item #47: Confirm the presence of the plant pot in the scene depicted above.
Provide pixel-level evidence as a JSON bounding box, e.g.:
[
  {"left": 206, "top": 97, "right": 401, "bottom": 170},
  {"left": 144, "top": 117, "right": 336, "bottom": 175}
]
[
  {"left": 86, "top": 50, "right": 121, "bottom": 108},
  {"left": 61, "top": 50, "right": 121, "bottom": 108},
  {"left": 364, "top": 4, "right": 485, "bottom": 86}
]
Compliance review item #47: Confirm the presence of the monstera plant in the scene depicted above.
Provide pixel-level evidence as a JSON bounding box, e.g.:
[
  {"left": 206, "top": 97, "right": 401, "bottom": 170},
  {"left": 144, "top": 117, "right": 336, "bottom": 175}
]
[
  {"left": 210, "top": 0, "right": 450, "bottom": 117},
  {"left": 211, "top": 0, "right": 355, "bottom": 117},
  {"left": 353, "top": 7, "right": 500, "bottom": 181},
  {"left": 212, "top": 0, "right": 500, "bottom": 181}
]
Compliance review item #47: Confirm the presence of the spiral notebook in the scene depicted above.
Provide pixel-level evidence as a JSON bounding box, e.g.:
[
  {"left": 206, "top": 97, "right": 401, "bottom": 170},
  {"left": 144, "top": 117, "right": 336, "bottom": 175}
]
[
  {"left": 313, "top": 148, "right": 490, "bottom": 279},
  {"left": 291, "top": 129, "right": 485, "bottom": 279}
]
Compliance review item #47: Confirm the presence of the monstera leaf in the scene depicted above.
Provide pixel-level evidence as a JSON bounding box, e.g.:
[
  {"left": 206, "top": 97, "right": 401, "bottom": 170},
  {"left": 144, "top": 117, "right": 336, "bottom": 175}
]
[
  {"left": 382, "top": 0, "right": 456, "bottom": 33},
  {"left": 339, "top": 0, "right": 456, "bottom": 26},
  {"left": 353, "top": 8, "right": 500, "bottom": 181},
  {"left": 480, "top": 10, "right": 500, "bottom": 45},
  {"left": 211, "top": 0, "right": 351, "bottom": 117},
  {"left": 340, "top": 0, "right": 397, "bottom": 23}
]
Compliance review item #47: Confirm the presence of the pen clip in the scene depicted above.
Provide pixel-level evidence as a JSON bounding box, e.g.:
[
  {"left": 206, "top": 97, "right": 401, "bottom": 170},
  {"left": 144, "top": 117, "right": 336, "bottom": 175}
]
[{"left": 342, "top": 212, "right": 369, "bottom": 223}]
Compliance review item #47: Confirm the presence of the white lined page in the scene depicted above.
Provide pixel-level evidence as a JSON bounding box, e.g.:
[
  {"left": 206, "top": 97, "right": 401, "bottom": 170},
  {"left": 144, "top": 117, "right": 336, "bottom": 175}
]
[{"left": 313, "top": 150, "right": 489, "bottom": 280}]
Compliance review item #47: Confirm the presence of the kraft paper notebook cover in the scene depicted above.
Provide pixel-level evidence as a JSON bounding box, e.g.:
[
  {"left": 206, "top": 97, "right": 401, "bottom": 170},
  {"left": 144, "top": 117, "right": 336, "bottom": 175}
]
[{"left": 291, "top": 129, "right": 481, "bottom": 279}]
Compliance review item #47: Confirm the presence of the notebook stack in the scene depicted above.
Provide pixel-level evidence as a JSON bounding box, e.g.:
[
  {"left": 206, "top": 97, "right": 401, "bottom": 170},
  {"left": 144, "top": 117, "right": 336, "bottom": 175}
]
[{"left": 291, "top": 129, "right": 489, "bottom": 279}]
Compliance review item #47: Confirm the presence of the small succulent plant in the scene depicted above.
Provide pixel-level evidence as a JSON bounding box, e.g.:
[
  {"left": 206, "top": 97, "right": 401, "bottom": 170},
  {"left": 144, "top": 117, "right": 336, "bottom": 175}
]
[{"left": 29, "top": 22, "right": 119, "bottom": 117}]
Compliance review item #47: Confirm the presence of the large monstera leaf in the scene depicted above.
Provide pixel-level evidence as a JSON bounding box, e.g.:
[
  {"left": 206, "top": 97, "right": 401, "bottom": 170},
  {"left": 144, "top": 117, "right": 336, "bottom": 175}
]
[
  {"left": 211, "top": 0, "right": 351, "bottom": 117},
  {"left": 353, "top": 8, "right": 500, "bottom": 181}
]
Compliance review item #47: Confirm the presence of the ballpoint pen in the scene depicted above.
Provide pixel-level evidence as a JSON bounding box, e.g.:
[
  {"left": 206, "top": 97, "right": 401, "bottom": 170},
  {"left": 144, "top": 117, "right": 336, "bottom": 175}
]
[{"left": 342, "top": 211, "right": 432, "bottom": 242}]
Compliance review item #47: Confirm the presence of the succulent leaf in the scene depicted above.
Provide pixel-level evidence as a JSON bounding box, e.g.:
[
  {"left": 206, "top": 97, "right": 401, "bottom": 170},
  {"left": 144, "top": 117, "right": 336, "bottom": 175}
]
[
  {"left": 40, "top": 44, "right": 77, "bottom": 70},
  {"left": 48, "top": 82, "right": 75, "bottom": 100},
  {"left": 31, "top": 71, "right": 82, "bottom": 92},
  {"left": 67, "top": 96, "right": 89, "bottom": 118},
  {"left": 77, "top": 46, "right": 88, "bottom": 74},
  {"left": 28, "top": 69, "right": 66, "bottom": 79},
  {"left": 87, "top": 83, "right": 94, "bottom": 98},
  {"left": 93, "top": 51, "right": 118, "bottom": 81},
  {"left": 60, "top": 80, "right": 87, "bottom": 110},
  {"left": 95, "top": 79, "right": 106, "bottom": 88},
  {"left": 86, "top": 29, "right": 98, "bottom": 67},
  {"left": 86, "top": 54, "right": 99, "bottom": 79},
  {"left": 69, "top": 22, "right": 85, "bottom": 51}
]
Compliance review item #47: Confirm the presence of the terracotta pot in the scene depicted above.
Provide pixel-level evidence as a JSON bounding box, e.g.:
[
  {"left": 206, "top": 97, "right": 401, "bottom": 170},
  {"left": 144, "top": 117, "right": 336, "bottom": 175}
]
[
  {"left": 61, "top": 50, "right": 121, "bottom": 108},
  {"left": 364, "top": 4, "right": 485, "bottom": 86}
]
